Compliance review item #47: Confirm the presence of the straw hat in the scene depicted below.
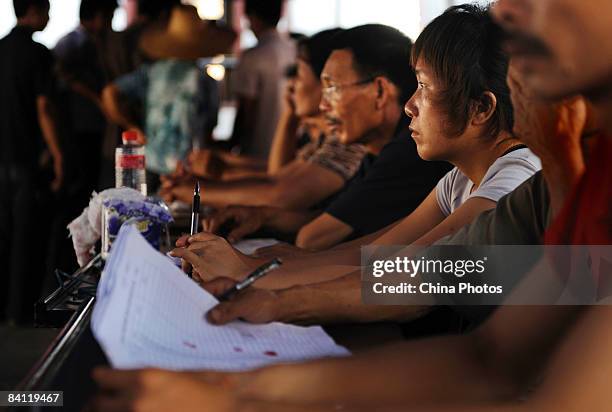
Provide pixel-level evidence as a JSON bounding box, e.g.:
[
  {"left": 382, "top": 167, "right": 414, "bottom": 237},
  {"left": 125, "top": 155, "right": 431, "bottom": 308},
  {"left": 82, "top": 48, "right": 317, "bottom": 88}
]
[{"left": 140, "top": 5, "right": 229, "bottom": 60}]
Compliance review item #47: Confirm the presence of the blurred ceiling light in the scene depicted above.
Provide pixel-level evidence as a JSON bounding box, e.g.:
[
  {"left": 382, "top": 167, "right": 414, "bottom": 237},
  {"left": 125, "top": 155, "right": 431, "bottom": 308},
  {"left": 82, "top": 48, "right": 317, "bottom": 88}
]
[
  {"left": 206, "top": 64, "right": 226, "bottom": 81},
  {"left": 184, "top": 0, "right": 225, "bottom": 20}
]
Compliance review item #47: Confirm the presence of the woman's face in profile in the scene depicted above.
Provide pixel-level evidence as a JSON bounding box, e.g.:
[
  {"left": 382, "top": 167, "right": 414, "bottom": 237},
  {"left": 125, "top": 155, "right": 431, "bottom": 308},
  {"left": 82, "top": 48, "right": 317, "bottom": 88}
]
[
  {"left": 404, "top": 59, "right": 457, "bottom": 161},
  {"left": 293, "top": 59, "right": 323, "bottom": 119}
]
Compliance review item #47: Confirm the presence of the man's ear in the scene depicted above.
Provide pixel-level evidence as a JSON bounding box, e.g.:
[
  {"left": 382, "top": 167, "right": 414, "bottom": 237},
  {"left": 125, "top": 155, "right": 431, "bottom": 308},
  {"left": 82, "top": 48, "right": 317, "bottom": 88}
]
[
  {"left": 374, "top": 77, "right": 396, "bottom": 111},
  {"left": 471, "top": 91, "right": 498, "bottom": 126}
]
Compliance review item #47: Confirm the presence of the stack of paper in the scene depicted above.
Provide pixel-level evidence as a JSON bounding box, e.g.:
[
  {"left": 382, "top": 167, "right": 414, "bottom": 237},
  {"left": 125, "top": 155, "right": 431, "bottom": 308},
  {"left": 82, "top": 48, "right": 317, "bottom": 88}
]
[{"left": 91, "top": 226, "right": 349, "bottom": 371}]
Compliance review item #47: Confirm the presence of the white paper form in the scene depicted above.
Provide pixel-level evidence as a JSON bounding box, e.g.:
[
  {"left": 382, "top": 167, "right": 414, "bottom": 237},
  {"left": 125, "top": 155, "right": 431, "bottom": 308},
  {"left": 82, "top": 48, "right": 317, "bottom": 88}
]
[
  {"left": 91, "top": 226, "right": 349, "bottom": 371},
  {"left": 233, "top": 238, "right": 279, "bottom": 255}
]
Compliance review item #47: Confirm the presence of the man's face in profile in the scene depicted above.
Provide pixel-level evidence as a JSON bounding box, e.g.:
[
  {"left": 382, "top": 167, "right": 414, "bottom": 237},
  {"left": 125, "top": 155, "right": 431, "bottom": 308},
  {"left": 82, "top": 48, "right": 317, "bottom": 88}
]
[
  {"left": 319, "top": 49, "right": 380, "bottom": 145},
  {"left": 492, "top": 0, "right": 612, "bottom": 102}
]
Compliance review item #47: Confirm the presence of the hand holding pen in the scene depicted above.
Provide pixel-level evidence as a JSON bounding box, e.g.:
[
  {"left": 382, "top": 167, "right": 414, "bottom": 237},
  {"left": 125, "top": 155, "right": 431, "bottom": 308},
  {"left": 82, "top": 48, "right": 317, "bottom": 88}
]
[
  {"left": 201, "top": 259, "right": 284, "bottom": 325},
  {"left": 171, "top": 231, "right": 260, "bottom": 284}
]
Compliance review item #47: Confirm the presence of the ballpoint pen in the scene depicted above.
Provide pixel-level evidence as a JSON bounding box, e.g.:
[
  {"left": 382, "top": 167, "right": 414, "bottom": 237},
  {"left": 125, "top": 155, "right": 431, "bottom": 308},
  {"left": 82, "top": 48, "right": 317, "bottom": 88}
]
[
  {"left": 218, "top": 258, "right": 283, "bottom": 301},
  {"left": 187, "top": 181, "right": 200, "bottom": 278}
]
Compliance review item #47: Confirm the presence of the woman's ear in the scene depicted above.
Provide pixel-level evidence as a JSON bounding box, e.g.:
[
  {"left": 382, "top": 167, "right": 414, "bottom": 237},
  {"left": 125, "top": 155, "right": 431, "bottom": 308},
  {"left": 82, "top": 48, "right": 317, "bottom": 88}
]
[{"left": 471, "top": 91, "right": 498, "bottom": 126}]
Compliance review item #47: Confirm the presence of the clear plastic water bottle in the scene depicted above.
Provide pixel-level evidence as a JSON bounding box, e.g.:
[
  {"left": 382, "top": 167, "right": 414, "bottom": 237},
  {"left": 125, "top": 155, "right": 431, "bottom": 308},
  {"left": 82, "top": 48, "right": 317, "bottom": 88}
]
[{"left": 115, "top": 130, "right": 147, "bottom": 195}]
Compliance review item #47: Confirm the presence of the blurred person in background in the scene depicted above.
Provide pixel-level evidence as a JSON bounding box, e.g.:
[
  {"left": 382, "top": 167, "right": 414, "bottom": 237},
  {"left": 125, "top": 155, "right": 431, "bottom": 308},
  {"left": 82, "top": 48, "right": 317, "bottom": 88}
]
[
  {"left": 46, "top": 0, "right": 119, "bottom": 284},
  {"left": 54, "top": 0, "right": 117, "bottom": 207},
  {"left": 176, "top": 33, "right": 309, "bottom": 182},
  {"left": 99, "top": 0, "right": 181, "bottom": 190},
  {"left": 170, "top": 65, "right": 301, "bottom": 182},
  {"left": 101, "top": 5, "right": 236, "bottom": 193},
  {"left": 105, "top": 0, "right": 181, "bottom": 80},
  {"left": 228, "top": 0, "right": 296, "bottom": 158},
  {"left": 0, "top": 0, "right": 63, "bottom": 324}
]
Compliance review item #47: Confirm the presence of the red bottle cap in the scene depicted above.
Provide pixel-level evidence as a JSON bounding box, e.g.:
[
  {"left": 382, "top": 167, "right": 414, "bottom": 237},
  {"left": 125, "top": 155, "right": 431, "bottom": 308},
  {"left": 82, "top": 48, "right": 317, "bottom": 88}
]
[{"left": 122, "top": 130, "right": 140, "bottom": 142}]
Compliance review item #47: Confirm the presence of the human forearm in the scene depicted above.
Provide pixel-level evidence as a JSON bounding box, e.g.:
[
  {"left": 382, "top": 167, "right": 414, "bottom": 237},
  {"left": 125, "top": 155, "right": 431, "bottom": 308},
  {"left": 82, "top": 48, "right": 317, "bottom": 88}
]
[
  {"left": 172, "top": 177, "right": 316, "bottom": 209},
  {"left": 217, "top": 151, "right": 268, "bottom": 169},
  {"left": 70, "top": 81, "right": 104, "bottom": 110},
  {"left": 330, "top": 220, "right": 401, "bottom": 251},
  {"left": 277, "top": 247, "right": 360, "bottom": 271},
  {"left": 268, "top": 110, "right": 300, "bottom": 174},
  {"left": 367, "top": 401, "right": 525, "bottom": 412},
  {"left": 237, "top": 398, "right": 525, "bottom": 412},
  {"left": 37, "top": 96, "right": 63, "bottom": 191},
  {"left": 36, "top": 96, "right": 62, "bottom": 160},
  {"left": 296, "top": 214, "right": 354, "bottom": 250},
  {"left": 202, "top": 206, "right": 317, "bottom": 244},
  {"left": 247, "top": 248, "right": 361, "bottom": 289},
  {"left": 253, "top": 264, "right": 357, "bottom": 291},
  {"left": 238, "top": 333, "right": 516, "bottom": 406},
  {"left": 256, "top": 270, "right": 429, "bottom": 321},
  {"left": 390, "top": 311, "right": 612, "bottom": 412},
  {"left": 263, "top": 208, "right": 319, "bottom": 235},
  {"left": 219, "top": 168, "right": 269, "bottom": 181},
  {"left": 198, "top": 179, "right": 279, "bottom": 207},
  {"left": 101, "top": 85, "right": 139, "bottom": 130}
]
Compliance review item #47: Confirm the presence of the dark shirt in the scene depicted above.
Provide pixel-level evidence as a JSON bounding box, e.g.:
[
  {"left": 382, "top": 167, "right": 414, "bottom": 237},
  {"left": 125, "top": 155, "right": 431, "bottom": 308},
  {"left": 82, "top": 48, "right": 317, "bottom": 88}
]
[
  {"left": 432, "top": 172, "right": 551, "bottom": 328},
  {"left": 325, "top": 124, "right": 452, "bottom": 238},
  {"left": 54, "top": 27, "right": 107, "bottom": 135},
  {"left": 0, "top": 26, "right": 55, "bottom": 167}
]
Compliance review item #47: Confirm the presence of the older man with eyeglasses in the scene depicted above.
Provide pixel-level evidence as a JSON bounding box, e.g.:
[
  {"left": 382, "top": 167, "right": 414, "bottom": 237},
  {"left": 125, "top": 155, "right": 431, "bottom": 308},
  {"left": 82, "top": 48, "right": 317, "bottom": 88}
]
[{"left": 202, "top": 24, "right": 451, "bottom": 252}]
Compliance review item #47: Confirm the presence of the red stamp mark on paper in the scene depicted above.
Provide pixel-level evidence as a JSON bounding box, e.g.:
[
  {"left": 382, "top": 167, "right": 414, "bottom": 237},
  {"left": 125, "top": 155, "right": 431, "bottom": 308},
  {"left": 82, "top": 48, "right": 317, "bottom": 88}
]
[
  {"left": 263, "top": 351, "right": 278, "bottom": 357},
  {"left": 182, "top": 341, "right": 197, "bottom": 349}
]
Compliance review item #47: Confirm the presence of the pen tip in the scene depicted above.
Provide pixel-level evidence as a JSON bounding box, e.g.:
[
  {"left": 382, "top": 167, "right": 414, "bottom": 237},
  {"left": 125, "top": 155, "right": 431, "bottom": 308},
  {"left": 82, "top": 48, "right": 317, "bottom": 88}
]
[{"left": 195, "top": 180, "right": 200, "bottom": 193}]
